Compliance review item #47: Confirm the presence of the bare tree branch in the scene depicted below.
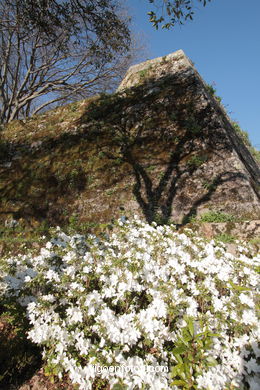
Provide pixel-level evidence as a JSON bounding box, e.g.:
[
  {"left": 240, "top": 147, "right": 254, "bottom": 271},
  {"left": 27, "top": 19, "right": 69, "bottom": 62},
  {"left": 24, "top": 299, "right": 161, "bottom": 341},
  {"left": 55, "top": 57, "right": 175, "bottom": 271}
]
[{"left": 0, "top": 0, "right": 138, "bottom": 123}]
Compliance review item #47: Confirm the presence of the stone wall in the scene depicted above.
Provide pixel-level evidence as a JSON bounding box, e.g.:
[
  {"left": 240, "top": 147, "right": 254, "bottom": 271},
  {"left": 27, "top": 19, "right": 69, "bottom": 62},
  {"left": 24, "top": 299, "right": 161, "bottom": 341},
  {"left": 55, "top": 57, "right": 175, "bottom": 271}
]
[
  {"left": 117, "top": 50, "right": 260, "bottom": 222},
  {"left": 1, "top": 50, "right": 260, "bottom": 227}
]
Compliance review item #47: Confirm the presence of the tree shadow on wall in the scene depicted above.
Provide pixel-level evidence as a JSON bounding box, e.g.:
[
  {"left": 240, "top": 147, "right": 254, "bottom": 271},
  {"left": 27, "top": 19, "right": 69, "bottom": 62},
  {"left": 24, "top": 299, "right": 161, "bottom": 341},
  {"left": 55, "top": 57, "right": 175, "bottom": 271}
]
[
  {"left": 0, "top": 133, "right": 90, "bottom": 226},
  {"left": 123, "top": 146, "right": 246, "bottom": 226},
  {"left": 82, "top": 77, "right": 246, "bottom": 226}
]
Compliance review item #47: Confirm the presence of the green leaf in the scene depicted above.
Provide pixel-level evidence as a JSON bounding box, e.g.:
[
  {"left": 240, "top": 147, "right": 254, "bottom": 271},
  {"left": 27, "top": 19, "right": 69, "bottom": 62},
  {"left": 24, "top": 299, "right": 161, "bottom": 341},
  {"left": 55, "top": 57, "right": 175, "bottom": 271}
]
[
  {"left": 172, "top": 346, "right": 187, "bottom": 355},
  {"left": 174, "top": 354, "right": 184, "bottom": 364},
  {"left": 229, "top": 281, "right": 251, "bottom": 291},
  {"left": 187, "top": 351, "right": 195, "bottom": 362},
  {"left": 112, "top": 384, "right": 127, "bottom": 390},
  {"left": 171, "top": 362, "right": 184, "bottom": 377},
  {"left": 183, "top": 361, "right": 190, "bottom": 375},
  {"left": 171, "top": 379, "right": 187, "bottom": 386},
  {"left": 206, "top": 356, "right": 218, "bottom": 367},
  {"left": 187, "top": 317, "right": 194, "bottom": 337},
  {"left": 207, "top": 333, "right": 221, "bottom": 338},
  {"left": 182, "top": 331, "right": 193, "bottom": 344}
]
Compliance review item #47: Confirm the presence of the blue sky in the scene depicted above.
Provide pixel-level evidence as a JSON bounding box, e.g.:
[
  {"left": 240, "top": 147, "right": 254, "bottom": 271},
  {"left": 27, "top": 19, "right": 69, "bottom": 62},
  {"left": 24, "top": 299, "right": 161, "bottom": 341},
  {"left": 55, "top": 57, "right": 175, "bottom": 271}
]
[{"left": 126, "top": 0, "right": 260, "bottom": 149}]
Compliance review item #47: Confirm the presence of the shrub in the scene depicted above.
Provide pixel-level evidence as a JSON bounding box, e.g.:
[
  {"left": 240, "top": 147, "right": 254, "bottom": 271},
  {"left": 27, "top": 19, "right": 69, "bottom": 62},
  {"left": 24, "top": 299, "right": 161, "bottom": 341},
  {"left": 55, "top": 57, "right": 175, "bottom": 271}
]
[
  {"left": 205, "top": 84, "right": 222, "bottom": 104},
  {"left": 0, "top": 217, "right": 259, "bottom": 390}
]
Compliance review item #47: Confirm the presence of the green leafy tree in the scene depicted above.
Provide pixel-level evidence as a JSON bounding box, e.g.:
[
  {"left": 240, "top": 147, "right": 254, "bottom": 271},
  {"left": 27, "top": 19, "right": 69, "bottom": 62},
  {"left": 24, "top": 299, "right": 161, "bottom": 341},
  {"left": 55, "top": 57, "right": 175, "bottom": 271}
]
[
  {"left": 3, "top": 0, "right": 131, "bottom": 47},
  {"left": 4, "top": 1, "right": 213, "bottom": 33},
  {"left": 147, "top": 0, "right": 213, "bottom": 29}
]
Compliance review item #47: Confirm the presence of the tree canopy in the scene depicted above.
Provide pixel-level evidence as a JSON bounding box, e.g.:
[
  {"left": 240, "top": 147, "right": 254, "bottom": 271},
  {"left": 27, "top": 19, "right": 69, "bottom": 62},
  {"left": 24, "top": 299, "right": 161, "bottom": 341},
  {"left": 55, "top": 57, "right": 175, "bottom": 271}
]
[
  {"left": 147, "top": 0, "right": 212, "bottom": 29},
  {"left": 3, "top": 0, "right": 213, "bottom": 36},
  {"left": 2, "top": 0, "right": 130, "bottom": 57}
]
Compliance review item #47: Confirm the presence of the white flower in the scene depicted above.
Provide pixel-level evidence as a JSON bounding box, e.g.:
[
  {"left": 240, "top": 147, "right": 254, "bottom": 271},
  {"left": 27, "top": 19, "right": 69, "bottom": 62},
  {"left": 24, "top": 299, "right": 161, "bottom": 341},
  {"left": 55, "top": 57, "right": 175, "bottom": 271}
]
[
  {"left": 70, "top": 282, "right": 85, "bottom": 292},
  {"left": 41, "top": 294, "right": 56, "bottom": 302},
  {"left": 46, "top": 241, "right": 52, "bottom": 249},
  {"left": 245, "top": 358, "right": 259, "bottom": 374},
  {"left": 239, "top": 293, "right": 255, "bottom": 308},
  {"left": 66, "top": 307, "right": 83, "bottom": 324},
  {"left": 1, "top": 217, "right": 259, "bottom": 390},
  {"left": 45, "top": 269, "right": 60, "bottom": 282},
  {"left": 242, "top": 310, "right": 258, "bottom": 325},
  {"left": 64, "top": 265, "right": 77, "bottom": 277},
  {"left": 247, "top": 376, "right": 260, "bottom": 390}
]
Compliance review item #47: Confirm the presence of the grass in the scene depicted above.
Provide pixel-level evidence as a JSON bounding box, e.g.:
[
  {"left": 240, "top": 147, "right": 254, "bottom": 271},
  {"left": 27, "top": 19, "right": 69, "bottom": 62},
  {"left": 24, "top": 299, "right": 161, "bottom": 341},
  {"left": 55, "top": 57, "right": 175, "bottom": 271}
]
[
  {"left": 187, "top": 154, "right": 208, "bottom": 168},
  {"left": 194, "top": 211, "right": 238, "bottom": 223},
  {"left": 249, "top": 237, "right": 260, "bottom": 247},
  {"left": 215, "top": 233, "right": 236, "bottom": 243}
]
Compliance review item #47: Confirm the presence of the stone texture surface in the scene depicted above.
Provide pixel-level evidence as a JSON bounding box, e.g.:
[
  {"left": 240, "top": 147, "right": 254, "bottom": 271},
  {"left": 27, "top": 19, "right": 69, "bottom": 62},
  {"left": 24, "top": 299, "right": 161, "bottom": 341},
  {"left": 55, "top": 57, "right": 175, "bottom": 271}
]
[
  {"left": 197, "top": 220, "right": 260, "bottom": 240},
  {"left": 1, "top": 50, "right": 260, "bottom": 228},
  {"left": 195, "top": 220, "right": 260, "bottom": 255},
  {"left": 117, "top": 50, "right": 190, "bottom": 91},
  {"left": 117, "top": 50, "right": 260, "bottom": 222}
]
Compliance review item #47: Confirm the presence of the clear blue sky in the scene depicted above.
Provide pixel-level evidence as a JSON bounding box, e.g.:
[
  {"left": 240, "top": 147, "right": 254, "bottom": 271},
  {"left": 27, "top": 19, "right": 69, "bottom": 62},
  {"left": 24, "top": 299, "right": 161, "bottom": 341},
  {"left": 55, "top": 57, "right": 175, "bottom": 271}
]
[{"left": 126, "top": 0, "right": 260, "bottom": 149}]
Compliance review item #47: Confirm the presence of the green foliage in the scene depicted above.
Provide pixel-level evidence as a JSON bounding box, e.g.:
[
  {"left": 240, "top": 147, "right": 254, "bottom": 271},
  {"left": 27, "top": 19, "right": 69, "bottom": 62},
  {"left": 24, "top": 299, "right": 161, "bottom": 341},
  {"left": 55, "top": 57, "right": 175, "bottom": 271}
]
[
  {"left": 113, "top": 157, "right": 124, "bottom": 166},
  {"left": 66, "top": 166, "right": 86, "bottom": 191},
  {"left": 146, "top": 164, "right": 156, "bottom": 172},
  {"left": 161, "top": 55, "right": 168, "bottom": 64},
  {"left": 62, "top": 214, "right": 111, "bottom": 236},
  {"left": 202, "top": 179, "right": 218, "bottom": 192},
  {"left": 206, "top": 83, "right": 222, "bottom": 103},
  {"left": 0, "top": 139, "right": 10, "bottom": 160},
  {"left": 187, "top": 154, "right": 208, "bottom": 168},
  {"left": 185, "top": 115, "right": 202, "bottom": 134},
  {"left": 215, "top": 233, "right": 236, "bottom": 243},
  {"left": 112, "top": 383, "right": 127, "bottom": 390},
  {"left": 249, "top": 237, "right": 260, "bottom": 252},
  {"left": 67, "top": 213, "right": 80, "bottom": 231},
  {"left": 205, "top": 85, "right": 260, "bottom": 164},
  {"left": 232, "top": 122, "right": 260, "bottom": 163},
  {"left": 153, "top": 211, "right": 171, "bottom": 226},
  {"left": 0, "top": 222, "right": 50, "bottom": 257},
  {"left": 205, "top": 84, "right": 216, "bottom": 96},
  {"left": 232, "top": 122, "right": 251, "bottom": 147},
  {"left": 170, "top": 317, "right": 218, "bottom": 389},
  {"left": 0, "top": 302, "right": 42, "bottom": 386},
  {"left": 138, "top": 65, "right": 153, "bottom": 81},
  {"left": 147, "top": 0, "right": 212, "bottom": 30},
  {"left": 250, "top": 237, "right": 260, "bottom": 245},
  {"left": 197, "top": 211, "right": 237, "bottom": 223},
  {"left": 5, "top": 0, "right": 131, "bottom": 54}
]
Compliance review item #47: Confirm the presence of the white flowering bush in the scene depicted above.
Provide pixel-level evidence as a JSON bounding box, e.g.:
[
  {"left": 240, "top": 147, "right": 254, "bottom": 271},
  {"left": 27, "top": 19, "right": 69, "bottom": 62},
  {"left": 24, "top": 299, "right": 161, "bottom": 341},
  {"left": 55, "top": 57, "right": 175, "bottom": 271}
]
[{"left": 0, "top": 216, "right": 260, "bottom": 390}]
